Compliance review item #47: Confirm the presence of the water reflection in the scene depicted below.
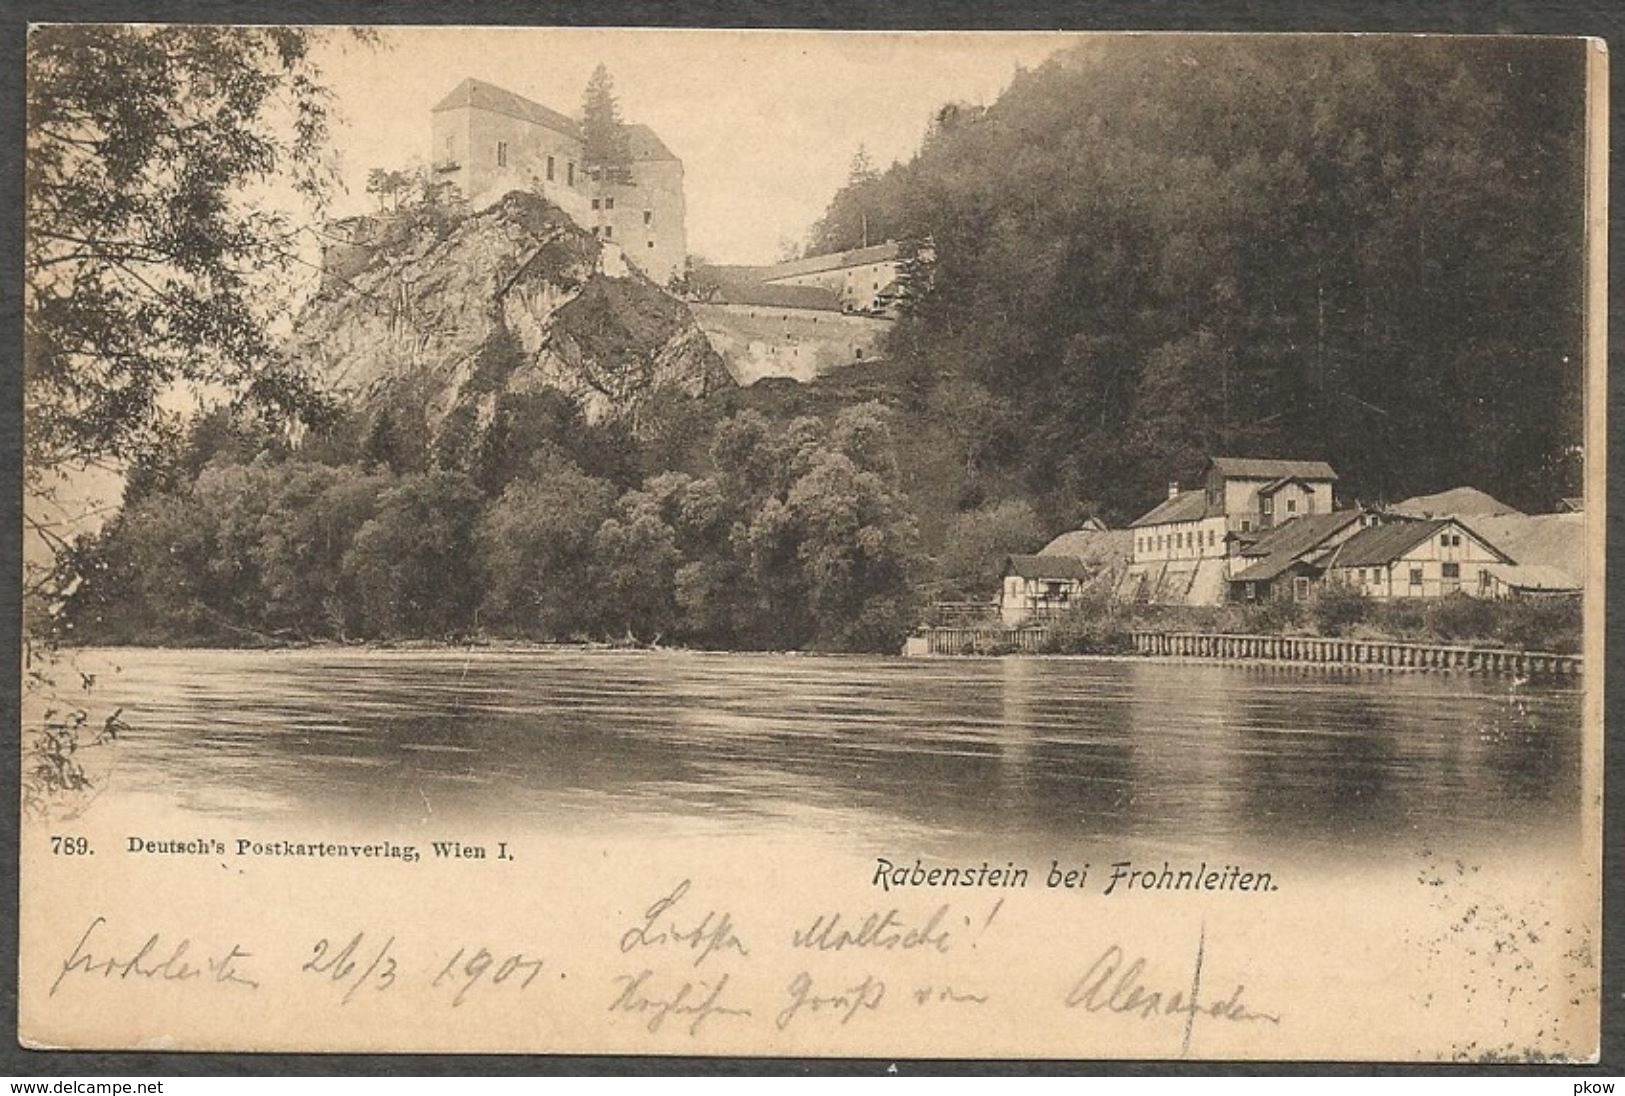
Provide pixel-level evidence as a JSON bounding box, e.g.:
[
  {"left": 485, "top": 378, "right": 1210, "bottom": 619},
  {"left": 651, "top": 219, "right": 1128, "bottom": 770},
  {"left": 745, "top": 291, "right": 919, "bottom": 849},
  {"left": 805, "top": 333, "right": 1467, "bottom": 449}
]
[{"left": 69, "top": 649, "right": 1581, "bottom": 858}]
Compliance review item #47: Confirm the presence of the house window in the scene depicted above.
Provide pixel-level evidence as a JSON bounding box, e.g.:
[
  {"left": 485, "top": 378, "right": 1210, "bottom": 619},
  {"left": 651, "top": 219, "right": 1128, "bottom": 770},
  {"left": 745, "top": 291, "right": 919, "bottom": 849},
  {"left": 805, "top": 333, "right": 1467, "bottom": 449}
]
[
  {"left": 1369, "top": 568, "right": 1380, "bottom": 584},
  {"left": 1442, "top": 562, "right": 1461, "bottom": 579},
  {"left": 1409, "top": 567, "right": 1423, "bottom": 586},
  {"left": 497, "top": 141, "right": 508, "bottom": 167},
  {"left": 644, "top": 210, "right": 653, "bottom": 226},
  {"left": 603, "top": 225, "right": 613, "bottom": 239},
  {"left": 546, "top": 155, "right": 555, "bottom": 182},
  {"left": 1208, "top": 530, "right": 1216, "bottom": 547},
  {"left": 1293, "top": 577, "right": 1311, "bottom": 602},
  {"left": 445, "top": 136, "right": 454, "bottom": 159},
  {"left": 1286, "top": 498, "right": 1297, "bottom": 513},
  {"left": 1240, "top": 519, "right": 1252, "bottom": 532},
  {"left": 1261, "top": 497, "right": 1273, "bottom": 515},
  {"left": 591, "top": 198, "right": 601, "bottom": 210}
]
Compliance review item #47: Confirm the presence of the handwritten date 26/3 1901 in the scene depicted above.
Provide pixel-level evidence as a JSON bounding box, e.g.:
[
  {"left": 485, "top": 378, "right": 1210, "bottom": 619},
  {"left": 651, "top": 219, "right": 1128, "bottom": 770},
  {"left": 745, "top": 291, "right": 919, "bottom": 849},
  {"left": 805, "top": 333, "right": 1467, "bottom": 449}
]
[{"left": 49, "top": 916, "right": 546, "bottom": 1010}]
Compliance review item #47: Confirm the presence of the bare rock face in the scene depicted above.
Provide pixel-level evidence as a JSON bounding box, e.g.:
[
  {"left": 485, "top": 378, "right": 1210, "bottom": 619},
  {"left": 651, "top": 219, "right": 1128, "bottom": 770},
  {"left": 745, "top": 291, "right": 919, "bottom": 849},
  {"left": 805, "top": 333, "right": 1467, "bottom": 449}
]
[{"left": 291, "top": 191, "right": 731, "bottom": 431}]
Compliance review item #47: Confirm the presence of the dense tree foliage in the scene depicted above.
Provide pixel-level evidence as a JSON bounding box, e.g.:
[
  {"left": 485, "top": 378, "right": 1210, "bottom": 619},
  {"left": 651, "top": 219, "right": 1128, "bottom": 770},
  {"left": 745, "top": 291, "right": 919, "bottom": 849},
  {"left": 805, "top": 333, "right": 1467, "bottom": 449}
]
[
  {"left": 61, "top": 401, "right": 921, "bottom": 651},
  {"left": 25, "top": 25, "right": 354, "bottom": 480},
  {"left": 820, "top": 37, "right": 1586, "bottom": 519}
]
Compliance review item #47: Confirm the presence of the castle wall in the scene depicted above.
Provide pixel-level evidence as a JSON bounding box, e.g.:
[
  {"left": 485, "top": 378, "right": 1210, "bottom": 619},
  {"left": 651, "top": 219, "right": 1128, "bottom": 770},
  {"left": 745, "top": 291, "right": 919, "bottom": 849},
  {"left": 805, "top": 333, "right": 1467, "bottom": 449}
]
[
  {"left": 432, "top": 105, "right": 585, "bottom": 212},
  {"left": 590, "top": 158, "right": 686, "bottom": 287},
  {"left": 691, "top": 303, "right": 890, "bottom": 385},
  {"left": 765, "top": 258, "right": 900, "bottom": 312}
]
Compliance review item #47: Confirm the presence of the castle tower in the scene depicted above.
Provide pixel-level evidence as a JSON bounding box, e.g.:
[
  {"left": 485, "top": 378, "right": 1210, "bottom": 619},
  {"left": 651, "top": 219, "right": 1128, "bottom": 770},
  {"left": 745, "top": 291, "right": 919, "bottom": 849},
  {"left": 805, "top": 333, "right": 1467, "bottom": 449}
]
[{"left": 430, "top": 77, "right": 686, "bottom": 285}]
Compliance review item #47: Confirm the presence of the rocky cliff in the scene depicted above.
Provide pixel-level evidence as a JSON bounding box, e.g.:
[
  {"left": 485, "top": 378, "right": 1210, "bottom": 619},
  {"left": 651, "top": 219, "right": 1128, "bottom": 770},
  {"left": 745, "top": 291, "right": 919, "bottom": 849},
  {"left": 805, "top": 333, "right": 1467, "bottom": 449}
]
[{"left": 291, "top": 192, "right": 731, "bottom": 431}]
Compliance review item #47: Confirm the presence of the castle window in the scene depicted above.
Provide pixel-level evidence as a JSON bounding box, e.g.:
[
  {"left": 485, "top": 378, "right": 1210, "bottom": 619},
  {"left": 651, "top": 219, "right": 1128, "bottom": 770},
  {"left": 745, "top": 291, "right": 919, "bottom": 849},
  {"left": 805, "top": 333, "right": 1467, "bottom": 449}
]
[
  {"left": 497, "top": 141, "right": 508, "bottom": 167},
  {"left": 647, "top": 240, "right": 655, "bottom": 248},
  {"left": 603, "top": 225, "right": 613, "bottom": 240},
  {"left": 591, "top": 198, "right": 601, "bottom": 210},
  {"left": 546, "top": 155, "right": 555, "bottom": 182},
  {"left": 605, "top": 197, "right": 615, "bottom": 211},
  {"left": 643, "top": 210, "right": 653, "bottom": 226},
  {"left": 567, "top": 162, "right": 575, "bottom": 186}
]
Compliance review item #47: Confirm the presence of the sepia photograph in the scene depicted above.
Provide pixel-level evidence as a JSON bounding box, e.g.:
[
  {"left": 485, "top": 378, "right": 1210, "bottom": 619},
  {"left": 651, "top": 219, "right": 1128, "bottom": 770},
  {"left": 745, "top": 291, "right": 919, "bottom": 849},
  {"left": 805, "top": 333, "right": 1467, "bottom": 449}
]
[{"left": 17, "top": 25, "right": 1606, "bottom": 1061}]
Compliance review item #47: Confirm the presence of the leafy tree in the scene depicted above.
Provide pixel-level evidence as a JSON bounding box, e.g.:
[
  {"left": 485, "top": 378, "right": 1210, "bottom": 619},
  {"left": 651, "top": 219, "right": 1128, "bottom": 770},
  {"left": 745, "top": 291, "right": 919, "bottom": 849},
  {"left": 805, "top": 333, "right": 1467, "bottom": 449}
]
[
  {"left": 935, "top": 499, "right": 1045, "bottom": 599},
  {"left": 361, "top": 408, "right": 406, "bottom": 473},
  {"left": 580, "top": 63, "right": 633, "bottom": 185},
  {"left": 365, "top": 168, "right": 412, "bottom": 212},
  {"left": 477, "top": 468, "right": 618, "bottom": 637},
  {"left": 806, "top": 148, "right": 908, "bottom": 255},
  {"left": 784, "top": 448, "right": 920, "bottom": 651},
  {"left": 591, "top": 490, "right": 682, "bottom": 641},
  {"left": 250, "top": 463, "right": 394, "bottom": 638},
  {"left": 56, "top": 490, "right": 220, "bottom": 645},
  {"left": 25, "top": 25, "right": 357, "bottom": 482},
  {"left": 848, "top": 145, "right": 877, "bottom": 187},
  {"left": 342, "top": 472, "right": 486, "bottom": 637}
]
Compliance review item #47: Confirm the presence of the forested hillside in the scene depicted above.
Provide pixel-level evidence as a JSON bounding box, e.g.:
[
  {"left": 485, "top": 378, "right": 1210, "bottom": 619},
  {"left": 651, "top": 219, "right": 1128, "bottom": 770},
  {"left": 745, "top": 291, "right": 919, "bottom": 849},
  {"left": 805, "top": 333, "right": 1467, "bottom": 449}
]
[{"left": 823, "top": 36, "right": 1586, "bottom": 525}]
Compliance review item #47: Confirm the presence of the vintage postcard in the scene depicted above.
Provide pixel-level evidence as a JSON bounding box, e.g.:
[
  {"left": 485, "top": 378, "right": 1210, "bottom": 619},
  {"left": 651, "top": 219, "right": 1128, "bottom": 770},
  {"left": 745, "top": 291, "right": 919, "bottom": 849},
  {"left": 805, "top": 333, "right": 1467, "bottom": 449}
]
[{"left": 19, "top": 27, "right": 1606, "bottom": 1059}]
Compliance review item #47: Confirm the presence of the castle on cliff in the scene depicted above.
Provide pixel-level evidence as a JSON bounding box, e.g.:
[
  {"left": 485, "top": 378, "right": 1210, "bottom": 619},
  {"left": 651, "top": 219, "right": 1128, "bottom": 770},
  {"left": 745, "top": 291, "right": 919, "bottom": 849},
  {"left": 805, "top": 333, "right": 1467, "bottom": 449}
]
[{"left": 430, "top": 77, "right": 687, "bottom": 286}]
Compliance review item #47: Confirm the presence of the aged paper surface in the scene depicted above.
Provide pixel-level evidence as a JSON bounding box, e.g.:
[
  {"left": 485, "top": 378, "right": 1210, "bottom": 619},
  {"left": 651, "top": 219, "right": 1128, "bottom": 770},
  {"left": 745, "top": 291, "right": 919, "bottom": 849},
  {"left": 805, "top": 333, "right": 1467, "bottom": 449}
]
[{"left": 19, "top": 28, "right": 1605, "bottom": 1059}]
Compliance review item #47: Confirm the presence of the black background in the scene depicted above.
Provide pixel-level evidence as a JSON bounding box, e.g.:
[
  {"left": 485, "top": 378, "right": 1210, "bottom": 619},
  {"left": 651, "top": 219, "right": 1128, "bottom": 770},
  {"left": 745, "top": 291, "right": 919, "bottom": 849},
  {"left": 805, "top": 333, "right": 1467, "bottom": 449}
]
[{"left": 1, "top": 0, "right": 1620, "bottom": 1078}]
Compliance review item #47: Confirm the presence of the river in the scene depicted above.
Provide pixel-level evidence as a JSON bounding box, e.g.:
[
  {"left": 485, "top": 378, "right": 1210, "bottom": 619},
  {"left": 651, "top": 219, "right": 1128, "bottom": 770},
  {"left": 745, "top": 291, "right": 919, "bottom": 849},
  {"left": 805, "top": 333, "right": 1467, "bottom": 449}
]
[{"left": 54, "top": 647, "right": 1581, "bottom": 863}]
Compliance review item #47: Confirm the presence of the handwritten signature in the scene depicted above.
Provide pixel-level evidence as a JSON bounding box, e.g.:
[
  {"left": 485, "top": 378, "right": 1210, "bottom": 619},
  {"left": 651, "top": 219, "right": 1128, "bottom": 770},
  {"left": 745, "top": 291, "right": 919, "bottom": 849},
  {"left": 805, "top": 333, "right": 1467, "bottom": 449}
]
[
  {"left": 620, "top": 878, "right": 748, "bottom": 968},
  {"left": 51, "top": 916, "right": 260, "bottom": 998},
  {"left": 1064, "top": 926, "right": 1280, "bottom": 1053}
]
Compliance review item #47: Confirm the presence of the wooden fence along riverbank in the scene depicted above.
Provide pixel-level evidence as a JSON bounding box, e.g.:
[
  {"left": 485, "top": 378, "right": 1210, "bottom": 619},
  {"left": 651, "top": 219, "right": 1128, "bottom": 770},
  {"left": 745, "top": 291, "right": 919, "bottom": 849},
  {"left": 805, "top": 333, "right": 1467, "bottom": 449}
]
[{"left": 905, "top": 626, "right": 1582, "bottom": 678}]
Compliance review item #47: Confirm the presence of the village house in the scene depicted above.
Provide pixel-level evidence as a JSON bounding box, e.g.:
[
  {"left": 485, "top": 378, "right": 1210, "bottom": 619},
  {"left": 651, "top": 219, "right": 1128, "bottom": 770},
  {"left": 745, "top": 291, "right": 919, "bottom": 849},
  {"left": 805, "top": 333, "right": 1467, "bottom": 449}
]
[
  {"left": 1323, "top": 517, "right": 1511, "bottom": 599},
  {"left": 429, "top": 78, "right": 687, "bottom": 285},
  {"left": 999, "top": 555, "right": 1092, "bottom": 626},
  {"left": 1123, "top": 457, "right": 1338, "bottom": 605},
  {"left": 997, "top": 521, "right": 1131, "bottom": 625},
  {"left": 1381, "top": 487, "right": 1584, "bottom": 596},
  {"left": 1226, "top": 509, "right": 1370, "bottom": 603}
]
